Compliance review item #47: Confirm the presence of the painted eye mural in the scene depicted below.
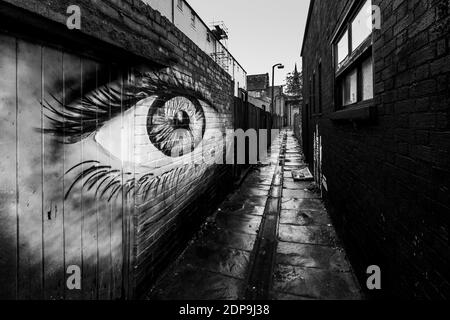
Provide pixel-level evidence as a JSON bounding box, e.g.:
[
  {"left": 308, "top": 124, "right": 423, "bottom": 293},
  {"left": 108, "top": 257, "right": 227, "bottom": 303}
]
[
  {"left": 146, "top": 95, "right": 206, "bottom": 157},
  {"left": 42, "top": 69, "right": 221, "bottom": 203},
  {"left": 0, "top": 24, "right": 231, "bottom": 300},
  {"left": 95, "top": 94, "right": 209, "bottom": 162}
]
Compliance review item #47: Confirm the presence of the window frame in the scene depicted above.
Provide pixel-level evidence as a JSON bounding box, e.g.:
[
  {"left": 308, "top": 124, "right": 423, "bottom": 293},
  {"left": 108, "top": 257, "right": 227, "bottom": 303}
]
[
  {"left": 177, "top": 0, "right": 183, "bottom": 11},
  {"left": 332, "top": 0, "right": 374, "bottom": 111},
  {"left": 312, "top": 71, "right": 316, "bottom": 114},
  {"left": 309, "top": 77, "right": 313, "bottom": 117},
  {"left": 191, "top": 10, "right": 196, "bottom": 28},
  {"left": 318, "top": 62, "right": 322, "bottom": 114}
]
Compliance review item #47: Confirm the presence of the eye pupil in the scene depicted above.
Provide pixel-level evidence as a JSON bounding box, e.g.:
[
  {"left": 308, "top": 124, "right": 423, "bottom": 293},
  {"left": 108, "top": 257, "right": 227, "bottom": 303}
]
[{"left": 173, "top": 110, "right": 190, "bottom": 130}]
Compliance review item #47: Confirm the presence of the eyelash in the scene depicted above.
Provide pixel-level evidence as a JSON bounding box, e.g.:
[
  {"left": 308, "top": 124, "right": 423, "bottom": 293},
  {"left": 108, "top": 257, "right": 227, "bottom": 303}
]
[
  {"left": 42, "top": 85, "right": 140, "bottom": 143},
  {"left": 45, "top": 69, "right": 214, "bottom": 202},
  {"left": 41, "top": 69, "right": 212, "bottom": 143},
  {"left": 65, "top": 160, "right": 201, "bottom": 203}
]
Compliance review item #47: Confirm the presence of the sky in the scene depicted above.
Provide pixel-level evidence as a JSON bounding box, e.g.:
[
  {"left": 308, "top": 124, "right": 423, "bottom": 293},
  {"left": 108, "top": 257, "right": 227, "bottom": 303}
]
[{"left": 188, "top": 0, "right": 311, "bottom": 86}]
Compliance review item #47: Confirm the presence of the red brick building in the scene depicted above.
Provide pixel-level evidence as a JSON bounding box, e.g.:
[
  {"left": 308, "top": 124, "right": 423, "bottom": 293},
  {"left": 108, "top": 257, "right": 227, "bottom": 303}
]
[{"left": 301, "top": 0, "right": 449, "bottom": 298}]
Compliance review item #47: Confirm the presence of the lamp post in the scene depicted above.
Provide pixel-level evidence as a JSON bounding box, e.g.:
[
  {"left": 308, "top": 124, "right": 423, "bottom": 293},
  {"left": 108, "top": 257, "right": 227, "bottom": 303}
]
[{"left": 271, "top": 63, "right": 284, "bottom": 115}]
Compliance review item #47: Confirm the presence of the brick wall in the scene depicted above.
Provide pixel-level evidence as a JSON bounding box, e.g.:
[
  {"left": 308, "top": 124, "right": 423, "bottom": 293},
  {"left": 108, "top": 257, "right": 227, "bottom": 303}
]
[
  {"left": 302, "top": 0, "right": 449, "bottom": 299},
  {"left": 0, "top": 0, "right": 235, "bottom": 299}
]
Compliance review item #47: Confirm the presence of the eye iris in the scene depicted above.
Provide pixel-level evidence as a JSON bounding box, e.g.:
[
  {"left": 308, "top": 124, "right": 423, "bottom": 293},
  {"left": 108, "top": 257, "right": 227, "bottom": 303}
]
[{"left": 147, "top": 96, "right": 205, "bottom": 157}]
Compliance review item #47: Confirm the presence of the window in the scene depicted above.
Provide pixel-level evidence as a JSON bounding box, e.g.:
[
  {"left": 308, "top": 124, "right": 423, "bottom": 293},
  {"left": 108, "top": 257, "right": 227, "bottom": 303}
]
[
  {"left": 351, "top": 0, "right": 372, "bottom": 50},
  {"left": 318, "top": 62, "right": 322, "bottom": 113},
  {"left": 362, "top": 56, "right": 373, "bottom": 100},
  {"left": 309, "top": 77, "right": 313, "bottom": 115},
  {"left": 337, "top": 31, "right": 349, "bottom": 65},
  {"left": 207, "top": 32, "right": 211, "bottom": 42},
  {"left": 334, "top": 0, "right": 374, "bottom": 109},
  {"left": 312, "top": 72, "right": 316, "bottom": 113},
  {"left": 342, "top": 69, "right": 358, "bottom": 105},
  {"left": 191, "top": 10, "right": 196, "bottom": 27},
  {"left": 177, "top": 0, "right": 183, "bottom": 10}
]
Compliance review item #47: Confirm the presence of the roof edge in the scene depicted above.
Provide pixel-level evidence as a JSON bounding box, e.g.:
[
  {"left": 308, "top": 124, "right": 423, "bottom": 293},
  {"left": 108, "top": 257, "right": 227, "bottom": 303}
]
[
  {"left": 184, "top": 0, "right": 247, "bottom": 74},
  {"left": 300, "top": 0, "right": 315, "bottom": 58}
]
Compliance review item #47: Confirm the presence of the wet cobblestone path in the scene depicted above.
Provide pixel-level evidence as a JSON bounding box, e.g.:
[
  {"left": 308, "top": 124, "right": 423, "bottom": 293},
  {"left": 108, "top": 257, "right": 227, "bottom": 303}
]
[{"left": 147, "top": 130, "right": 363, "bottom": 300}]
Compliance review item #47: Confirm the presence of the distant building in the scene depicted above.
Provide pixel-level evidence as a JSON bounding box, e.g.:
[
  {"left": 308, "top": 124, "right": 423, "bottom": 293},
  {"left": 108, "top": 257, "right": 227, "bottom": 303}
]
[
  {"left": 285, "top": 95, "right": 302, "bottom": 128},
  {"left": 267, "top": 85, "right": 285, "bottom": 118},
  {"left": 246, "top": 73, "right": 284, "bottom": 116},
  {"left": 301, "top": 0, "right": 450, "bottom": 299},
  {"left": 247, "top": 73, "right": 269, "bottom": 93},
  {"left": 247, "top": 74, "right": 302, "bottom": 127},
  {"left": 142, "top": 0, "right": 247, "bottom": 96},
  {"left": 247, "top": 96, "right": 270, "bottom": 112}
]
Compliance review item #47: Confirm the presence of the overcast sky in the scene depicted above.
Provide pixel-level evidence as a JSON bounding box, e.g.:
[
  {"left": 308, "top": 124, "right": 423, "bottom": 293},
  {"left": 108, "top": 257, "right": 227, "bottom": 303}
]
[{"left": 188, "top": 0, "right": 311, "bottom": 86}]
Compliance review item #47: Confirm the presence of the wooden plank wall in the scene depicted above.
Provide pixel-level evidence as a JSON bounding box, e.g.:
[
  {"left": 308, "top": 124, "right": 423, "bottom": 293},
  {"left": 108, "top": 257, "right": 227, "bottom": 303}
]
[
  {"left": 0, "top": 33, "right": 282, "bottom": 300},
  {"left": 0, "top": 34, "right": 130, "bottom": 300}
]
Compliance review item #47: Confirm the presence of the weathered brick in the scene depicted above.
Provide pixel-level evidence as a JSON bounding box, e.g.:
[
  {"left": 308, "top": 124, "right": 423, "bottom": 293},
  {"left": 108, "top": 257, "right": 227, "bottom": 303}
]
[
  {"left": 430, "top": 54, "right": 450, "bottom": 75},
  {"left": 411, "top": 79, "right": 437, "bottom": 98},
  {"left": 302, "top": 0, "right": 450, "bottom": 299}
]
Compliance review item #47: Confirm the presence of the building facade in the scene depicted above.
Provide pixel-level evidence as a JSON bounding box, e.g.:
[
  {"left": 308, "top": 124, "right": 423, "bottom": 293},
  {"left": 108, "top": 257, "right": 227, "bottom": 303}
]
[
  {"left": 247, "top": 73, "right": 271, "bottom": 111},
  {"left": 142, "top": 0, "right": 247, "bottom": 96},
  {"left": 285, "top": 96, "right": 302, "bottom": 128},
  {"left": 247, "top": 74, "right": 287, "bottom": 118},
  {"left": 269, "top": 85, "right": 286, "bottom": 118},
  {"left": 302, "top": 0, "right": 450, "bottom": 298}
]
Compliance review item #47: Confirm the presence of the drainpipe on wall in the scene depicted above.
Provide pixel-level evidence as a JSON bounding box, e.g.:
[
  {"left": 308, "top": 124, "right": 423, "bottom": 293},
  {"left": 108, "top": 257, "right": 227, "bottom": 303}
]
[{"left": 171, "top": 0, "right": 175, "bottom": 23}]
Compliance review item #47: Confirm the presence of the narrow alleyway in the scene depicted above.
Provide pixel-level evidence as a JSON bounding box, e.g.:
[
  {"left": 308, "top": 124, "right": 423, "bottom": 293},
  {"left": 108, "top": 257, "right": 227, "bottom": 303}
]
[{"left": 147, "top": 130, "right": 363, "bottom": 300}]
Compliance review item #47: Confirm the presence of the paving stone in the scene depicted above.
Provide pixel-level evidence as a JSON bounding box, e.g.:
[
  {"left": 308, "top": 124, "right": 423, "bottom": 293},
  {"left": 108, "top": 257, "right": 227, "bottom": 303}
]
[
  {"left": 219, "top": 205, "right": 265, "bottom": 217},
  {"left": 241, "top": 185, "right": 271, "bottom": 192},
  {"left": 283, "top": 181, "right": 316, "bottom": 190},
  {"left": 148, "top": 130, "right": 363, "bottom": 301},
  {"left": 205, "top": 228, "right": 257, "bottom": 252},
  {"left": 282, "top": 189, "right": 321, "bottom": 199},
  {"left": 281, "top": 199, "right": 326, "bottom": 211},
  {"left": 272, "top": 265, "right": 362, "bottom": 300},
  {"left": 283, "top": 177, "right": 295, "bottom": 184},
  {"left": 279, "top": 209, "right": 331, "bottom": 226},
  {"left": 278, "top": 225, "right": 339, "bottom": 246},
  {"left": 228, "top": 195, "right": 268, "bottom": 207},
  {"left": 150, "top": 266, "right": 244, "bottom": 300},
  {"left": 270, "top": 291, "right": 316, "bottom": 300},
  {"left": 180, "top": 244, "right": 251, "bottom": 279},
  {"left": 244, "top": 176, "right": 273, "bottom": 186},
  {"left": 283, "top": 166, "right": 306, "bottom": 173},
  {"left": 232, "top": 187, "right": 268, "bottom": 198},
  {"left": 216, "top": 213, "right": 262, "bottom": 235},
  {"left": 276, "top": 242, "right": 351, "bottom": 272},
  {"left": 221, "top": 196, "right": 266, "bottom": 210},
  {"left": 243, "top": 197, "right": 267, "bottom": 207},
  {"left": 284, "top": 162, "right": 307, "bottom": 168},
  {"left": 220, "top": 201, "right": 245, "bottom": 211}
]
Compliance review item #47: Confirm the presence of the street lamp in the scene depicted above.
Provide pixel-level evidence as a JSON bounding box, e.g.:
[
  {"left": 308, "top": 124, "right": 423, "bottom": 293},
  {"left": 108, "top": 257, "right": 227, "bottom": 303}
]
[{"left": 271, "top": 63, "right": 284, "bottom": 115}]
